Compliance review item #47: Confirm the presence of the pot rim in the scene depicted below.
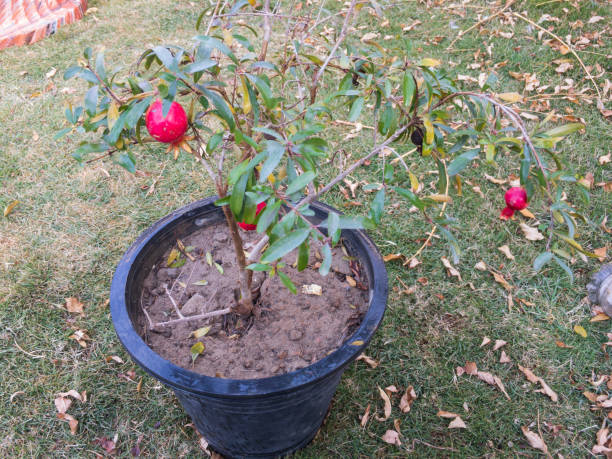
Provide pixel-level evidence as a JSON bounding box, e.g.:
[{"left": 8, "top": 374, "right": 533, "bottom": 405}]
[{"left": 110, "top": 197, "right": 388, "bottom": 397}]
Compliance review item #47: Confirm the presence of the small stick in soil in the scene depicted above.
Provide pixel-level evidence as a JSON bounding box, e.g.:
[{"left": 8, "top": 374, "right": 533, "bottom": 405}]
[{"left": 165, "top": 286, "right": 185, "bottom": 319}]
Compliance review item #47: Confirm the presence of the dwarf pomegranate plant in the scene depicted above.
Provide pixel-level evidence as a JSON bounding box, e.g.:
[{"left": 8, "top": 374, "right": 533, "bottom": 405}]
[{"left": 59, "top": 0, "right": 595, "bottom": 322}]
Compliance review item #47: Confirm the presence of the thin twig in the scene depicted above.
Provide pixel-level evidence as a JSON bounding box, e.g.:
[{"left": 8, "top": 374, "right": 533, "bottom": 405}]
[
  {"left": 447, "top": 0, "right": 516, "bottom": 50},
  {"left": 13, "top": 338, "right": 44, "bottom": 359},
  {"left": 310, "top": 0, "right": 358, "bottom": 103},
  {"left": 154, "top": 307, "right": 232, "bottom": 328},
  {"left": 258, "top": 0, "right": 272, "bottom": 63},
  {"left": 165, "top": 286, "right": 185, "bottom": 319}
]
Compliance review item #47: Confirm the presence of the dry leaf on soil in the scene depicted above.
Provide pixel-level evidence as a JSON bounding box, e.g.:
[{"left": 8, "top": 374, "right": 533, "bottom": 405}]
[
  {"left": 437, "top": 410, "right": 460, "bottom": 418},
  {"left": 57, "top": 413, "right": 78, "bottom": 435},
  {"left": 480, "top": 336, "right": 491, "bottom": 347},
  {"left": 518, "top": 365, "right": 558, "bottom": 402},
  {"left": 399, "top": 386, "right": 417, "bottom": 413},
  {"left": 474, "top": 261, "right": 487, "bottom": 271},
  {"left": 301, "top": 284, "right": 322, "bottom": 295},
  {"left": 521, "top": 426, "right": 550, "bottom": 456},
  {"left": 464, "top": 361, "right": 478, "bottom": 375},
  {"left": 500, "top": 351, "right": 511, "bottom": 363},
  {"left": 493, "top": 340, "right": 507, "bottom": 351},
  {"left": 490, "top": 271, "right": 513, "bottom": 291},
  {"left": 520, "top": 223, "right": 545, "bottom": 241},
  {"left": 377, "top": 386, "right": 392, "bottom": 420},
  {"left": 574, "top": 325, "right": 587, "bottom": 338},
  {"left": 382, "top": 429, "right": 401, "bottom": 445}
]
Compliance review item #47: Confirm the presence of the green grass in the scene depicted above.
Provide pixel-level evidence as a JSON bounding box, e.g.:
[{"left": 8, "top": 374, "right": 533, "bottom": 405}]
[{"left": 1, "top": 0, "right": 610, "bottom": 457}]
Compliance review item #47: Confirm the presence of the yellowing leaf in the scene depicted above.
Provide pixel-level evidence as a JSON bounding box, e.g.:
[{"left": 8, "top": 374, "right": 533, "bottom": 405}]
[
  {"left": 520, "top": 208, "right": 536, "bottom": 219},
  {"left": 3, "top": 200, "right": 19, "bottom": 217},
  {"left": 240, "top": 76, "right": 251, "bottom": 115},
  {"left": 409, "top": 171, "right": 419, "bottom": 191},
  {"left": 107, "top": 100, "right": 119, "bottom": 131},
  {"left": 420, "top": 58, "right": 441, "bottom": 67},
  {"left": 423, "top": 115, "right": 434, "bottom": 144},
  {"left": 590, "top": 313, "right": 610, "bottom": 322},
  {"left": 191, "top": 341, "right": 205, "bottom": 356},
  {"left": 497, "top": 92, "right": 524, "bottom": 103},
  {"left": 427, "top": 194, "right": 452, "bottom": 203},
  {"left": 167, "top": 248, "right": 179, "bottom": 267},
  {"left": 573, "top": 325, "right": 587, "bottom": 338},
  {"left": 222, "top": 28, "right": 233, "bottom": 46},
  {"left": 350, "top": 340, "right": 364, "bottom": 346},
  {"left": 383, "top": 253, "right": 403, "bottom": 262},
  {"left": 191, "top": 326, "right": 211, "bottom": 338}
]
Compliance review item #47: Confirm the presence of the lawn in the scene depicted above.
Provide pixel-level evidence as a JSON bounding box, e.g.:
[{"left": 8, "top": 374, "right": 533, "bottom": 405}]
[{"left": 0, "top": 0, "right": 610, "bottom": 457}]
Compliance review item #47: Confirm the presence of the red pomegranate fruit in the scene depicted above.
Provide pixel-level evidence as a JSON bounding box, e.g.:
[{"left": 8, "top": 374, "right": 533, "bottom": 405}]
[
  {"left": 238, "top": 202, "right": 267, "bottom": 230},
  {"left": 145, "top": 99, "right": 188, "bottom": 143},
  {"left": 500, "top": 186, "right": 528, "bottom": 220}
]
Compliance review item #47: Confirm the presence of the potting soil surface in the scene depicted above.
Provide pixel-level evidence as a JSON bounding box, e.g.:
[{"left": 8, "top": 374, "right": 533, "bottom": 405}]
[{"left": 139, "top": 222, "right": 369, "bottom": 379}]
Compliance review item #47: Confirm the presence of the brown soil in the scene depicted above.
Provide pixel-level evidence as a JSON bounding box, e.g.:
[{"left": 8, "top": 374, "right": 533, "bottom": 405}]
[{"left": 138, "top": 222, "right": 369, "bottom": 379}]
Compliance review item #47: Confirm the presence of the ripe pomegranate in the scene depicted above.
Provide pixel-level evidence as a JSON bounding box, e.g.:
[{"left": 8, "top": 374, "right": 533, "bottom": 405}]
[
  {"left": 145, "top": 100, "right": 188, "bottom": 143},
  {"left": 500, "top": 186, "right": 528, "bottom": 220},
  {"left": 238, "top": 202, "right": 267, "bottom": 230}
]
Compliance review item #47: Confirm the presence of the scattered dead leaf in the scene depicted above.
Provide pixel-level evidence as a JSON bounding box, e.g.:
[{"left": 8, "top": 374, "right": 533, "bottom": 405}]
[
  {"left": 493, "top": 340, "right": 507, "bottom": 351},
  {"left": 360, "top": 404, "right": 371, "bottom": 427},
  {"left": 356, "top": 354, "right": 379, "bottom": 368},
  {"left": 301, "top": 284, "right": 322, "bottom": 295},
  {"left": 57, "top": 413, "right": 78, "bottom": 435},
  {"left": 498, "top": 245, "right": 515, "bottom": 260},
  {"left": 377, "top": 386, "right": 392, "bottom": 420},
  {"left": 399, "top": 386, "right": 417, "bottom": 413},
  {"left": 480, "top": 336, "right": 491, "bottom": 347},
  {"left": 94, "top": 437, "right": 117, "bottom": 455},
  {"left": 521, "top": 426, "right": 550, "bottom": 456},
  {"left": 593, "top": 247, "right": 607, "bottom": 262},
  {"left": 448, "top": 416, "right": 467, "bottom": 428},
  {"left": 382, "top": 429, "right": 401, "bottom": 446},
  {"left": 383, "top": 253, "right": 403, "bottom": 262},
  {"left": 500, "top": 351, "right": 511, "bottom": 364},
  {"left": 591, "top": 313, "right": 610, "bottom": 322},
  {"left": 464, "top": 361, "right": 478, "bottom": 376},
  {"left": 574, "top": 325, "right": 587, "bottom": 338},
  {"left": 437, "top": 410, "right": 459, "bottom": 418},
  {"left": 3, "top": 200, "right": 19, "bottom": 217},
  {"left": 490, "top": 270, "right": 513, "bottom": 291},
  {"left": 65, "top": 297, "right": 85, "bottom": 316},
  {"left": 535, "top": 378, "right": 559, "bottom": 402},
  {"left": 555, "top": 340, "right": 573, "bottom": 348},
  {"left": 441, "top": 256, "right": 462, "bottom": 281},
  {"left": 474, "top": 261, "right": 487, "bottom": 271},
  {"left": 520, "top": 223, "right": 545, "bottom": 241}
]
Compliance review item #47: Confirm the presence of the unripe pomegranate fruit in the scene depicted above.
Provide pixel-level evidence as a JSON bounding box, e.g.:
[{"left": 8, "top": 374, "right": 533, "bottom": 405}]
[
  {"left": 238, "top": 202, "right": 267, "bottom": 230},
  {"left": 145, "top": 100, "right": 188, "bottom": 143},
  {"left": 500, "top": 186, "right": 528, "bottom": 220}
]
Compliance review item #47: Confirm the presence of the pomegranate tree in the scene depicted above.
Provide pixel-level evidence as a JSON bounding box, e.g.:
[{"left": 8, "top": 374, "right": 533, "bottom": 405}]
[{"left": 60, "top": 0, "right": 595, "bottom": 319}]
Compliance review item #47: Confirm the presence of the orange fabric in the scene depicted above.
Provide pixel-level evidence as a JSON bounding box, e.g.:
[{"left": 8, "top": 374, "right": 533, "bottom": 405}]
[{"left": 0, "top": 0, "right": 87, "bottom": 50}]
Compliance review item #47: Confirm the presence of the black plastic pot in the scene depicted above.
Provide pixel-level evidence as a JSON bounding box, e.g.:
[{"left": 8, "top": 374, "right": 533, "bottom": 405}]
[{"left": 110, "top": 197, "right": 388, "bottom": 458}]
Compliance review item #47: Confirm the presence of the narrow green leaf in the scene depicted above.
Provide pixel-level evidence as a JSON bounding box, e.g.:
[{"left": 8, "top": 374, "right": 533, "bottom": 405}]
[
  {"left": 286, "top": 171, "right": 316, "bottom": 195},
  {"left": 327, "top": 212, "right": 340, "bottom": 245},
  {"left": 319, "top": 243, "right": 332, "bottom": 276},
  {"left": 261, "top": 228, "right": 310, "bottom": 263},
  {"left": 533, "top": 251, "right": 553, "bottom": 272},
  {"left": 552, "top": 255, "right": 573, "bottom": 282},
  {"left": 84, "top": 85, "right": 98, "bottom": 116},
  {"left": 402, "top": 72, "right": 416, "bottom": 108},
  {"left": 447, "top": 148, "right": 479, "bottom": 176},
  {"left": 348, "top": 97, "right": 364, "bottom": 122},
  {"left": 369, "top": 188, "right": 385, "bottom": 225},
  {"left": 258, "top": 141, "right": 285, "bottom": 183},
  {"left": 297, "top": 240, "right": 309, "bottom": 271},
  {"left": 256, "top": 201, "right": 281, "bottom": 233},
  {"left": 230, "top": 172, "right": 249, "bottom": 217},
  {"left": 278, "top": 271, "right": 297, "bottom": 294}
]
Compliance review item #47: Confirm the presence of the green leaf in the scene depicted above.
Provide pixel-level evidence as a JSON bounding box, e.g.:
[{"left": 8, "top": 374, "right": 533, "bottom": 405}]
[
  {"left": 447, "top": 148, "right": 479, "bottom": 176},
  {"left": 394, "top": 186, "right": 424, "bottom": 210},
  {"left": 261, "top": 228, "right": 310, "bottom": 263},
  {"left": 153, "top": 46, "right": 177, "bottom": 71},
  {"left": 115, "top": 152, "right": 136, "bottom": 173},
  {"left": 124, "top": 98, "right": 151, "bottom": 130},
  {"left": 84, "top": 85, "right": 99, "bottom": 116},
  {"left": 194, "top": 36, "right": 238, "bottom": 64},
  {"left": 206, "top": 131, "right": 224, "bottom": 154},
  {"left": 54, "top": 127, "right": 72, "bottom": 140},
  {"left": 533, "top": 251, "right": 553, "bottom": 272},
  {"left": 184, "top": 58, "right": 217, "bottom": 74},
  {"left": 278, "top": 271, "right": 297, "bottom": 294},
  {"left": 552, "top": 255, "right": 573, "bottom": 282},
  {"left": 402, "top": 72, "right": 416, "bottom": 108},
  {"left": 192, "top": 280, "right": 209, "bottom": 286},
  {"left": 256, "top": 200, "right": 281, "bottom": 233},
  {"left": 63, "top": 65, "right": 82, "bottom": 80},
  {"left": 369, "top": 188, "right": 385, "bottom": 225},
  {"left": 214, "top": 262, "right": 224, "bottom": 274},
  {"left": 286, "top": 171, "right": 316, "bottom": 195},
  {"left": 72, "top": 142, "right": 108, "bottom": 161},
  {"left": 246, "top": 74, "right": 277, "bottom": 110},
  {"left": 297, "top": 240, "right": 309, "bottom": 271},
  {"left": 190, "top": 342, "right": 205, "bottom": 363},
  {"left": 348, "top": 97, "right": 364, "bottom": 122},
  {"left": 319, "top": 243, "right": 332, "bottom": 276},
  {"left": 246, "top": 263, "right": 273, "bottom": 272},
  {"left": 230, "top": 172, "right": 249, "bottom": 216},
  {"left": 95, "top": 51, "right": 106, "bottom": 81},
  {"left": 258, "top": 141, "right": 285, "bottom": 183},
  {"left": 327, "top": 212, "right": 340, "bottom": 245},
  {"left": 541, "top": 123, "right": 584, "bottom": 138},
  {"left": 205, "top": 90, "right": 235, "bottom": 131}
]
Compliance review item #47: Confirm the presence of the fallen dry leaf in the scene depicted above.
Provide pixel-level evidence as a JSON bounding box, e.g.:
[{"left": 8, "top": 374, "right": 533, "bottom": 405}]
[
  {"left": 555, "top": 340, "right": 573, "bottom": 348},
  {"left": 377, "top": 386, "right": 392, "bottom": 420},
  {"left": 3, "top": 200, "right": 19, "bottom": 217},
  {"left": 490, "top": 271, "right": 513, "bottom": 291},
  {"left": 441, "top": 257, "right": 462, "bottom": 281},
  {"left": 474, "top": 261, "right": 487, "bottom": 271},
  {"left": 497, "top": 92, "right": 524, "bottom": 103},
  {"left": 57, "top": 412, "right": 78, "bottom": 435},
  {"left": 591, "top": 313, "right": 610, "bottom": 322},
  {"left": 94, "top": 437, "right": 117, "bottom": 454},
  {"left": 385, "top": 385, "right": 398, "bottom": 395},
  {"left": 58, "top": 390, "right": 83, "bottom": 402},
  {"left": 360, "top": 404, "right": 371, "bottom": 427},
  {"left": 593, "top": 247, "right": 607, "bottom": 262},
  {"left": 520, "top": 208, "right": 536, "bottom": 219},
  {"left": 464, "top": 361, "right": 478, "bottom": 376},
  {"left": 399, "top": 386, "right": 417, "bottom": 413},
  {"left": 498, "top": 245, "right": 515, "bottom": 260},
  {"left": 574, "top": 325, "right": 587, "bottom": 338},
  {"left": 437, "top": 410, "right": 460, "bottom": 418},
  {"left": 500, "top": 351, "right": 511, "bottom": 363},
  {"left": 521, "top": 426, "right": 550, "bottom": 456},
  {"left": 520, "top": 223, "right": 545, "bottom": 241},
  {"left": 518, "top": 365, "right": 558, "bottom": 402},
  {"left": 599, "top": 153, "right": 611, "bottom": 165},
  {"left": 69, "top": 329, "right": 91, "bottom": 347},
  {"left": 54, "top": 396, "right": 72, "bottom": 414},
  {"left": 383, "top": 253, "right": 403, "bottom": 262},
  {"left": 493, "top": 339, "right": 507, "bottom": 351},
  {"left": 518, "top": 365, "right": 539, "bottom": 383},
  {"left": 45, "top": 67, "right": 57, "bottom": 79},
  {"left": 65, "top": 297, "right": 85, "bottom": 316},
  {"left": 448, "top": 416, "right": 467, "bottom": 428},
  {"left": 381, "top": 429, "right": 401, "bottom": 446},
  {"left": 360, "top": 32, "right": 379, "bottom": 42},
  {"left": 480, "top": 336, "right": 491, "bottom": 347},
  {"left": 356, "top": 353, "right": 379, "bottom": 368}
]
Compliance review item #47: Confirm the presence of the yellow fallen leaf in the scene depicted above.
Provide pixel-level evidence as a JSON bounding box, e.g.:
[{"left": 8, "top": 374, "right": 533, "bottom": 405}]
[
  {"left": 520, "top": 208, "right": 536, "bottom": 219},
  {"left": 490, "top": 270, "right": 513, "bottom": 291},
  {"left": 383, "top": 253, "right": 403, "bottom": 262},
  {"left": 65, "top": 297, "right": 85, "bottom": 316},
  {"left": 3, "top": 200, "right": 19, "bottom": 217},
  {"left": 420, "top": 58, "right": 441, "bottom": 67},
  {"left": 437, "top": 410, "right": 460, "bottom": 418},
  {"left": 593, "top": 247, "right": 607, "bottom": 262},
  {"left": 574, "top": 325, "right": 587, "bottom": 338},
  {"left": 351, "top": 340, "right": 364, "bottom": 346},
  {"left": 590, "top": 313, "right": 610, "bottom": 322},
  {"left": 497, "top": 92, "right": 524, "bottom": 103}
]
